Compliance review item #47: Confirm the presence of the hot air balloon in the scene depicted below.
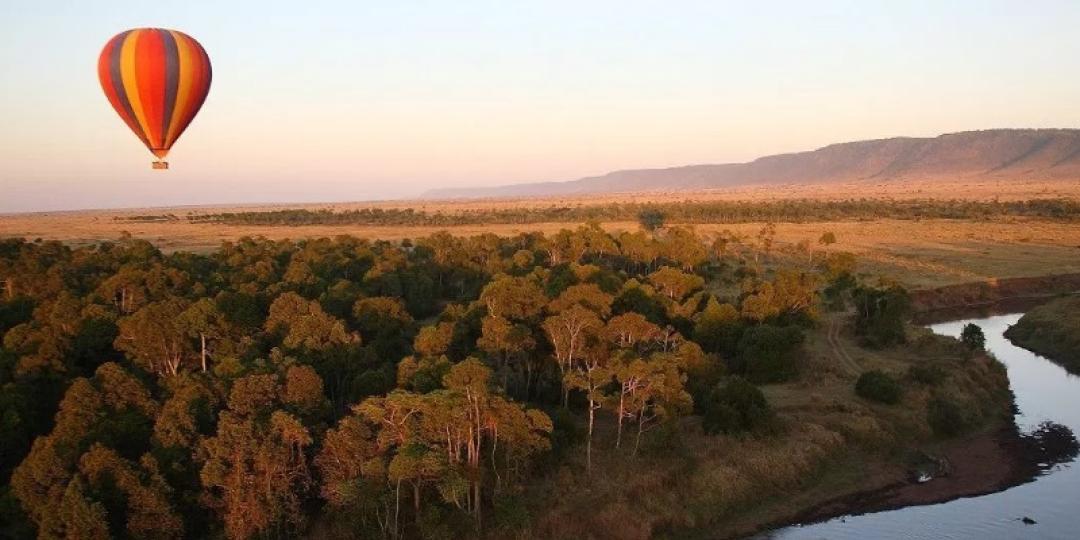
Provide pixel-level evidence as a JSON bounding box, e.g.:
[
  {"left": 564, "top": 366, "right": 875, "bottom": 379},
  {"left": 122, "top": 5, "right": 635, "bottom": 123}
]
[{"left": 98, "top": 28, "right": 212, "bottom": 170}]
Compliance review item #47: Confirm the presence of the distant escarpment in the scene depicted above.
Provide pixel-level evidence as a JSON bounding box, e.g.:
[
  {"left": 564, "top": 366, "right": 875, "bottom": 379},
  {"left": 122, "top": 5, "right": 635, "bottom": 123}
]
[{"left": 425, "top": 129, "right": 1080, "bottom": 198}]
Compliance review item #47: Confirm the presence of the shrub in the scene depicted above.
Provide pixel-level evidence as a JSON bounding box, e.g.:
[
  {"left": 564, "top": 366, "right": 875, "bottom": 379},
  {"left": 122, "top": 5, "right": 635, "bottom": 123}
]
[
  {"left": 960, "top": 323, "right": 986, "bottom": 351},
  {"left": 928, "top": 396, "right": 971, "bottom": 436},
  {"left": 907, "top": 364, "right": 946, "bottom": 386},
  {"left": 852, "top": 285, "right": 910, "bottom": 348},
  {"left": 687, "top": 353, "right": 727, "bottom": 412},
  {"left": 693, "top": 299, "right": 744, "bottom": 357},
  {"left": 701, "top": 376, "right": 773, "bottom": 434},
  {"left": 637, "top": 208, "right": 666, "bottom": 231},
  {"left": 855, "top": 370, "right": 902, "bottom": 404},
  {"left": 736, "top": 325, "right": 804, "bottom": 384}
]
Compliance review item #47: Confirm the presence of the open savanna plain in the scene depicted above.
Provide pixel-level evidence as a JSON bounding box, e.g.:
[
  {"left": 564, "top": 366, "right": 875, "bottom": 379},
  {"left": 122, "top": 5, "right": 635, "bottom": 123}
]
[{"left": 2, "top": 179, "right": 1079, "bottom": 289}]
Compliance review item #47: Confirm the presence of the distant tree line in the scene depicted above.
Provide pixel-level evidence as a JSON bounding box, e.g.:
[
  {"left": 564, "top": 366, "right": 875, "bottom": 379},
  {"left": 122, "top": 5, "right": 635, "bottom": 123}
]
[{"left": 116, "top": 198, "right": 1080, "bottom": 227}]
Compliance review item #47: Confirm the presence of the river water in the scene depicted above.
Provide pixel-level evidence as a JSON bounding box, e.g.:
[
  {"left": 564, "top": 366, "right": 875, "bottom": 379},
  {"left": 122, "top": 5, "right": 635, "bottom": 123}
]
[{"left": 762, "top": 313, "right": 1080, "bottom": 540}]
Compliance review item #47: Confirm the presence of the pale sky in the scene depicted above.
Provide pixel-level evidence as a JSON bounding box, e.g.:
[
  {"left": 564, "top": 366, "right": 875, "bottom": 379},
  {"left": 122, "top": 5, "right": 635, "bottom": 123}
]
[{"left": 2, "top": 0, "right": 1079, "bottom": 212}]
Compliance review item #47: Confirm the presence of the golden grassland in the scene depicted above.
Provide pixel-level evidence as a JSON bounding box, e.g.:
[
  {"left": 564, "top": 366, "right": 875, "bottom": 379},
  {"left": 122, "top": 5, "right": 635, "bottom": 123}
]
[{"left": 2, "top": 180, "right": 1079, "bottom": 289}]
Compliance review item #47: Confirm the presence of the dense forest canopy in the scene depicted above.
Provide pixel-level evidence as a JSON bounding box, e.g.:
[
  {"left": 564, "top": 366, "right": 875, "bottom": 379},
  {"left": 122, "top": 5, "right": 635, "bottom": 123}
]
[
  {"left": 0, "top": 223, "right": 968, "bottom": 539},
  {"left": 114, "top": 198, "right": 1080, "bottom": 226}
]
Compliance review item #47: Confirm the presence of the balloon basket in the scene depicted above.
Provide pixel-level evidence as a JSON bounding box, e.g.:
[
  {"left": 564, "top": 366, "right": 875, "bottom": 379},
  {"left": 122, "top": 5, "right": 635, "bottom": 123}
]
[{"left": 152, "top": 161, "right": 169, "bottom": 170}]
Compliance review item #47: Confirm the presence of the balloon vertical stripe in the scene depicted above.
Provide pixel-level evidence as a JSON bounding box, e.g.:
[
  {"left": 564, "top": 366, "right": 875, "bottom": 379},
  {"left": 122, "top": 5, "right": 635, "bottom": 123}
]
[
  {"left": 164, "top": 31, "right": 212, "bottom": 150},
  {"left": 119, "top": 32, "right": 152, "bottom": 148},
  {"left": 98, "top": 28, "right": 211, "bottom": 161},
  {"left": 165, "top": 31, "right": 197, "bottom": 148},
  {"left": 136, "top": 30, "right": 167, "bottom": 149},
  {"left": 161, "top": 30, "right": 179, "bottom": 144},
  {"left": 99, "top": 30, "right": 148, "bottom": 148}
]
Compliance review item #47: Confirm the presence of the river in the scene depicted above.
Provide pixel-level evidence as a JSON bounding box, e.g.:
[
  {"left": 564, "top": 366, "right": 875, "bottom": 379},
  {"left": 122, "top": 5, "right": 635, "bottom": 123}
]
[{"left": 762, "top": 313, "right": 1080, "bottom": 540}]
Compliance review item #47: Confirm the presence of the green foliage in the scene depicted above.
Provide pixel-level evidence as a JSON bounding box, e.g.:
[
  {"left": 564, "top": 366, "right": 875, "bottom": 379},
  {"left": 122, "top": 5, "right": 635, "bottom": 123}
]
[
  {"left": 907, "top": 363, "right": 947, "bottom": 386},
  {"left": 612, "top": 286, "right": 668, "bottom": 326},
  {"left": 855, "top": 370, "right": 902, "bottom": 404},
  {"left": 188, "top": 198, "right": 1080, "bottom": 227},
  {"left": 637, "top": 208, "right": 666, "bottom": 231},
  {"left": 544, "top": 263, "right": 579, "bottom": 298},
  {"left": 693, "top": 298, "right": 743, "bottom": 357},
  {"left": 701, "top": 376, "right": 773, "bottom": 434},
  {"left": 0, "top": 297, "right": 34, "bottom": 334},
  {"left": 735, "top": 325, "right": 805, "bottom": 384},
  {"left": 1004, "top": 296, "right": 1080, "bottom": 373},
  {"left": 960, "top": 323, "right": 986, "bottom": 351},
  {"left": 928, "top": 396, "right": 972, "bottom": 437},
  {"left": 852, "top": 285, "right": 911, "bottom": 348}
]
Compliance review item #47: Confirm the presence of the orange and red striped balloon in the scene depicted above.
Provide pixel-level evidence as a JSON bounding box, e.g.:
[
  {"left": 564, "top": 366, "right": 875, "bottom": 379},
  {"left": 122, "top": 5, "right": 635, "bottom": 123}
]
[{"left": 98, "top": 28, "right": 211, "bottom": 167}]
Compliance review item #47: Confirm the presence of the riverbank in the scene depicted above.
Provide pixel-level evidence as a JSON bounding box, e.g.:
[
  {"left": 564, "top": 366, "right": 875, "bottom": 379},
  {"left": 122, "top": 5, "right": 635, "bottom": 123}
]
[
  {"left": 731, "top": 286, "right": 1080, "bottom": 538},
  {"left": 1003, "top": 296, "right": 1080, "bottom": 374},
  {"left": 516, "top": 313, "right": 1016, "bottom": 540},
  {"left": 758, "top": 313, "right": 1080, "bottom": 539},
  {"left": 780, "top": 422, "right": 1035, "bottom": 529},
  {"left": 909, "top": 273, "right": 1080, "bottom": 314}
]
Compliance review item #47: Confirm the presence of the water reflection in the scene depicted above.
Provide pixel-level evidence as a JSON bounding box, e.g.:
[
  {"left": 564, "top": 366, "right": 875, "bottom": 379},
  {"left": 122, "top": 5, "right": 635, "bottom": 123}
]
[{"left": 761, "top": 313, "right": 1080, "bottom": 540}]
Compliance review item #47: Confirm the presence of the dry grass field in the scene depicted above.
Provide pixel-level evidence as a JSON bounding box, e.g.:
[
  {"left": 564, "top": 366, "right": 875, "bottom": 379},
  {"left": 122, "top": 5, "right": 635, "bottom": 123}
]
[{"left": 2, "top": 179, "right": 1078, "bottom": 288}]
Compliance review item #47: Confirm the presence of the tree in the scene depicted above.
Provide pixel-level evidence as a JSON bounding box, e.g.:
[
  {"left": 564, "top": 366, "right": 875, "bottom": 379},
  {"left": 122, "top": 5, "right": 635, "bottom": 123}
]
[
  {"left": 612, "top": 281, "right": 667, "bottom": 325},
  {"left": 693, "top": 298, "right": 743, "bottom": 356},
  {"left": 548, "top": 283, "right": 614, "bottom": 318},
  {"left": 326, "top": 361, "right": 551, "bottom": 534},
  {"left": 701, "top": 376, "right": 771, "bottom": 434},
  {"left": 855, "top": 370, "right": 902, "bottom": 404},
  {"left": 414, "top": 322, "right": 454, "bottom": 357},
  {"left": 618, "top": 231, "right": 661, "bottom": 271},
  {"left": 266, "top": 292, "right": 359, "bottom": 351},
  {"left": 479, "top": 275, "right": 546, "bottom": 321},
  {"left": 710, "top": 230, "right": 739, "bottom": 261},
  {"left": 660, "top": 227, "right": 708, "bottom": 271},
  {"left": 542, "top": 305, "right": 603, "bottom": 407},
  {"left": 647, "top": 266, "right": 704, "bottom": 301},
  {"left": 476, "top": 315, "right": 536, "bottom": 396},
  {"left": 755, "top": 222, "right": 776, "bottom": 262},
  {"left": 736, "top": 325, "right": 804, "bottom": 384},
  {"left": 818, "top": 231, "right": 837, "bottom": 251},
  {"left": 615, "top": 353, "right": 691, "bottom": 454},
  {"left": 200, "top": 410, "right": 314, "bottom": 539},
  {"left": 153, "top": 376, "right": 220, "bottom": 451},
  {"left": 577, "top": 221, "right": 618, "bottom": 260},
  {"left": 115, "top": 298, "right": 192, "bottom": 376},
  {"left": 564, "top": 341, "right": 612, "bottom": 472},
  {"left": 353, "top": 296, "right": 414, "bottom": 359},
  {"left": 852, "top": 285, "right": 911, "bottom": 348},
  {"left": 397, "top": 355, "right": 452, "bottom": 393},
  {"left": 176, "top": 298, "right": 227, "bottom": 372},
  {"left": 740, "top": 270, "right": 820, "bottom": 324},
  {"left": 76, "top": 445, "right": 184, "bottom": 539},
  {"left": 960, "top": 323, "right": 986, "bottom": 352},
  {"left": 10, "top": 363, "right": 160, "bottom": 537},
  {"left": 284, "top": 364, "right": 327, "bottom": 414},
  {"left": 604, "top": 312, "right": 662, "bottom": 350},
  {"left": 637, "top": 209, "right": 666, "bottom": 232}
]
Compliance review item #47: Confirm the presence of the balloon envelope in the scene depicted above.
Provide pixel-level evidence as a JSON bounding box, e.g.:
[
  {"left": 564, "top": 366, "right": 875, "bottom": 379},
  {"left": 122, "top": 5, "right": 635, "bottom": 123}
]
[{"left": 98, "top": 28, "right": 212, "bottom": 162}]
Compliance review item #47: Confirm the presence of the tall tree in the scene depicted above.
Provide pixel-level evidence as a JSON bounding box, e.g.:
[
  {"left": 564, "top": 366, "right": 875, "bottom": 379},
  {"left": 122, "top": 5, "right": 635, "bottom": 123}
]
[
  {"left": 115, "top": 298, "right": 193, "bottom": 376},
  {"left": 542, "top": 305, "right": 603, "bottom": 407},
  {"left": 176, "top": 298, "right": 227, "bottom": 372}
]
